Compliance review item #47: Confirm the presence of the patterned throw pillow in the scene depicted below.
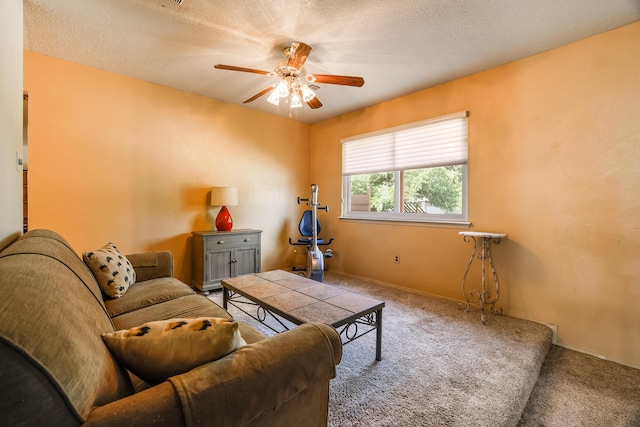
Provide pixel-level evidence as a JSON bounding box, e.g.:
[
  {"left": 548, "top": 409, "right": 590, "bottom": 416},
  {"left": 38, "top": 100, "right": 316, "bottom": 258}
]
[
  {"left": 83, "top": 243, "right": 136, "bottom": 298},
  {"left": 102, "top": 317, "right": 247, "bottom": 384}
]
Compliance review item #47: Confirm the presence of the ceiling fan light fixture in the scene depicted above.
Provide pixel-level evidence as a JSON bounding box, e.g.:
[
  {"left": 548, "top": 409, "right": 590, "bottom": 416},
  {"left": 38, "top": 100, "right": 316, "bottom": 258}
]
[
  {"left": 214, "top": 41, "right": 364, "bottom": 112},
  {"left": 274, "top": 80, "right": 289, "bottom": 98},
  {"left": 267, "top": 90, "right": 280, "bottom": 106},
  {"left": 300, "top": 84, "right": 316, "bottom": 102},
  {"left": 290, "top": 93, "right": 303, "bottom": 109}
]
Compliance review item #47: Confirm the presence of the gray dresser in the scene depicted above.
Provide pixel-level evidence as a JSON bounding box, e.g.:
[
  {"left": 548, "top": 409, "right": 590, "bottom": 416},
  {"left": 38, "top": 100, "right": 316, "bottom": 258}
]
[{"left": 191, "top": 229, "right": 262, "bottom": 293}]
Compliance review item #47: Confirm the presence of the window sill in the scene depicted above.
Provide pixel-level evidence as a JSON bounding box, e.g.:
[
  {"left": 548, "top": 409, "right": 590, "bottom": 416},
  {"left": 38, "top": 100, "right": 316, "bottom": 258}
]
[{"left": 339, "top": 216, "right": 471, "bottom": 228}]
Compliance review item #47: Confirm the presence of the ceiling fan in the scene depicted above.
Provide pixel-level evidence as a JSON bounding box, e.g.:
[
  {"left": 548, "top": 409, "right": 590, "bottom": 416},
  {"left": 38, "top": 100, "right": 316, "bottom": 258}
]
[{"left": 214, "top": 41, "right": 364, "bottom": 110}]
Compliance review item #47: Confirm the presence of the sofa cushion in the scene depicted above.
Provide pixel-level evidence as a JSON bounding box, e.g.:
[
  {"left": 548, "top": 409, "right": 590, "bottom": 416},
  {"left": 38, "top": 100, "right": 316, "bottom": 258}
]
[
  {"left": 104, "top": 277, "right": 195, "bottom": 318},
  {"left": 110, "top": 292, "right": 268, "bottom": 345},
  {"left": 102, "top": 317, "right": 246, "bottom": 384},
  {"left": 1, "top": 229, "right": 107, "bottom": 308},
  {"left": 84, "top": 243, "right": 136, "bottom": 298},
  {"left": 110, "top": 293, "right": 230, "bottom": 328}
]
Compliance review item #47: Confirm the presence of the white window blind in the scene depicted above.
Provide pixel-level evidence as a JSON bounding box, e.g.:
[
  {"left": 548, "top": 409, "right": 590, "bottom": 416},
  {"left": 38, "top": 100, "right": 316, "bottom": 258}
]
[{"left": 342, "top": 111, "right": 469, "bottom": 176}]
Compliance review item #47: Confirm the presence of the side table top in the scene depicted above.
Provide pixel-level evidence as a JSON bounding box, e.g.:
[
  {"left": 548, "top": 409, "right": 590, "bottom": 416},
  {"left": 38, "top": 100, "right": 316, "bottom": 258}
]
[{"left": 459, "top": 231, "right": 507, "bottom": 239}]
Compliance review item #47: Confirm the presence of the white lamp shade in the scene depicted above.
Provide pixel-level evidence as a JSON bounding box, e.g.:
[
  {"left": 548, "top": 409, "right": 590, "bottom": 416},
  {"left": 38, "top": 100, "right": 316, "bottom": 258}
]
[{"left": 210, "top": 187, "right": 238, "bottom": 206}]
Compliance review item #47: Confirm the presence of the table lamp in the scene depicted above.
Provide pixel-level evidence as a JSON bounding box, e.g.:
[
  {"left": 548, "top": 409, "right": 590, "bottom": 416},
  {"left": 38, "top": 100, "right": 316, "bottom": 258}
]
[{"left": 210, "top": 187, "right": 238, "bottom": 231}]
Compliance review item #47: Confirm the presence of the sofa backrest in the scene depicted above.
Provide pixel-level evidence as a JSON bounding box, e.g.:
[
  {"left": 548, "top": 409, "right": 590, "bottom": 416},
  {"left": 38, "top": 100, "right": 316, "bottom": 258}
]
[{"left": 0, "top": 230, "right": 133, "bottom": 426}]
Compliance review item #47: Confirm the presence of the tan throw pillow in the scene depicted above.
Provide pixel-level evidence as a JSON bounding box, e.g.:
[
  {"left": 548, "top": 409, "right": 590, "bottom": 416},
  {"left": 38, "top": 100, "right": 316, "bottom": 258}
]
[
  {"left": 83, "top": 243, "right": 136, "bottom": 298},
  {"left": 102, "top": 317, "right": 247, "bottom": 384}
]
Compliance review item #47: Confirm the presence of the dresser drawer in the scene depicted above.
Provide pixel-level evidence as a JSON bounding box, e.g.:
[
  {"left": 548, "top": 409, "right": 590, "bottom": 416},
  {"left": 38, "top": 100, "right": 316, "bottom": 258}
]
[{"left": 205, "top": 233, "right": 258, "bottom": 249}]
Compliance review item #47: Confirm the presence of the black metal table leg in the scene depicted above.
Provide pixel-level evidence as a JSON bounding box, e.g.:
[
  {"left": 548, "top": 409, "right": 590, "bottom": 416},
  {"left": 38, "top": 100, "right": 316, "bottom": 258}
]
[{"left": 376, "top": 308, "right": 383, "bottom": 361}]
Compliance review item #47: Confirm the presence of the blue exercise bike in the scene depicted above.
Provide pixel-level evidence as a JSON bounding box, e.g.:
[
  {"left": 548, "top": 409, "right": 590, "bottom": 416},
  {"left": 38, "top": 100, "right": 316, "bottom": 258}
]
[{"left": 289, "top": 184, "right": 334, "bottom": 282}]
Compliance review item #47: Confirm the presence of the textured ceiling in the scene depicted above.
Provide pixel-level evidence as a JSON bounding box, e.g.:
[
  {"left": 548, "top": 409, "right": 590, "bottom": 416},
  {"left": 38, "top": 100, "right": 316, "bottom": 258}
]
[{"left": 23, "top": 0, "right": 640, "bottom": 124}]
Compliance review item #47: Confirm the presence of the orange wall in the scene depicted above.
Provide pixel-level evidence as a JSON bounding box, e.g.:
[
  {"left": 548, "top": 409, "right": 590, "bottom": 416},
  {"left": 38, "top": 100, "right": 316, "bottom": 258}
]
[
  {"left": 310, "top": 22, "right": 640, "bottom": 368},
  {"left": 24, "top": 51, "right": 311, "bottom": 282}
]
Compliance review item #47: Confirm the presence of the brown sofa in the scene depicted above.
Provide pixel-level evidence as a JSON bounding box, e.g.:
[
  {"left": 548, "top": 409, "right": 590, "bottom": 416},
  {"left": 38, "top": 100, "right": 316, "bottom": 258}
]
[{"left": 0, "top": 229, "right": 342, "bottom": 426}]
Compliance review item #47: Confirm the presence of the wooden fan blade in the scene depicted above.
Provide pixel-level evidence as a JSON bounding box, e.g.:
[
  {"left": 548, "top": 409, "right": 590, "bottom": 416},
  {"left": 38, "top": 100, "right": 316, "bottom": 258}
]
[
  {"left": 214, "top": 64, "right": 271, "bottom": 75},
  {"left": 243, "top": 85, "right": 277, "bottom": 103},
  {"left": 309, "top": 74, "right": 365, "bottom": 87},
  {"left": 306, "top": 96, "right": 322, "bottom": 109},
  {"left": 287, "top": 41, "right": 312, "bottom": 69}
]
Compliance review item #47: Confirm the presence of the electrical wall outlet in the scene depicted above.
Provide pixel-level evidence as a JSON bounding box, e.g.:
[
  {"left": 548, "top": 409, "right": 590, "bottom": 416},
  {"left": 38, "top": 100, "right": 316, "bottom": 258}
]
[{"left": 394, "top": 255, "right": 400, "bottom": 264}]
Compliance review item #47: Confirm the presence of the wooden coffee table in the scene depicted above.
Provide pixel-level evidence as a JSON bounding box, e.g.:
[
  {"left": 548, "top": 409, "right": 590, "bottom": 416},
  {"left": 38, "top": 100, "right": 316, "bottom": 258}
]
[{"left": 222, "top": 270, "right": 385, "bottom": 360}]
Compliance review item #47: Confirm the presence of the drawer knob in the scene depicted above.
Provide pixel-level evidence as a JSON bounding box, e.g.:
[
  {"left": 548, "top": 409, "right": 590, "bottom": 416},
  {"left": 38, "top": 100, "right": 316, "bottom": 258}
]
[
  {"left": 217, "top": 240, "right": 224, "bottom": 244},
  {"left": 244, "top": 238, "right": 250, "bottom": 242}
]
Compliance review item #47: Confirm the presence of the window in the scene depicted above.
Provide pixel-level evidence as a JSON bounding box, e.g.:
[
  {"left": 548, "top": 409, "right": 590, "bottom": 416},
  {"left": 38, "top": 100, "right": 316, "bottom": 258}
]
[{"left": 341, "top": 111, "right": 468, "bottom": 223}]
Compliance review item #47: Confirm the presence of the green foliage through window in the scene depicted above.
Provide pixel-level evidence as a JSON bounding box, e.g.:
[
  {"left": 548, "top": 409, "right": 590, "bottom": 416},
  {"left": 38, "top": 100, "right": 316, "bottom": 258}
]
[
  {"left": 404, "top": 166, "right": 462, "bottom": 213},
  {"left": 349, "top": 166, "right": 463, "bottom": 214}
]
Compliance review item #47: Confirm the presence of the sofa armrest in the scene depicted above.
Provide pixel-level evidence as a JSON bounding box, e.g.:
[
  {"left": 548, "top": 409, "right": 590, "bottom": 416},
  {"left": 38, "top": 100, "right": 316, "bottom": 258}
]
[
  {"left": 86, "top": 323, "right": 341, "bottom": 427},
  {"left": 83, "top": 382, "right": 184, "bottom": 426},
  {"left": 127, "top": 251, "right": 174, "bottom": 282},
  {"left": 170, "top": 322, "right": 342, "bottom": 426}
]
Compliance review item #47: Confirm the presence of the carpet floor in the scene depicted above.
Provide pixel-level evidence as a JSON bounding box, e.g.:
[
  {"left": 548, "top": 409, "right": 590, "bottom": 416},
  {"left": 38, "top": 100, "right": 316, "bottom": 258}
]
[
  {"left": 519, "top": 345, "right": 640, "bottom": 426},
  {"left": 317, "top": 272, "right": 551, "bottom": 427},
  {"left": 210, "top": 271, "right": 640, "bottom": 426}
]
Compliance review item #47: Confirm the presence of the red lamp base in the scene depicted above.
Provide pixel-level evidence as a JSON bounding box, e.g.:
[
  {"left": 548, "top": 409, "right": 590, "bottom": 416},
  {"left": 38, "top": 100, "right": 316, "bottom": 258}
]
[{"left": 215, "top": 205, "right": 233, "bottom": 231}]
